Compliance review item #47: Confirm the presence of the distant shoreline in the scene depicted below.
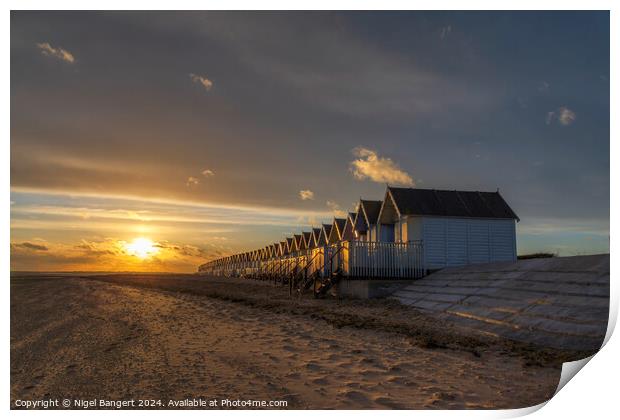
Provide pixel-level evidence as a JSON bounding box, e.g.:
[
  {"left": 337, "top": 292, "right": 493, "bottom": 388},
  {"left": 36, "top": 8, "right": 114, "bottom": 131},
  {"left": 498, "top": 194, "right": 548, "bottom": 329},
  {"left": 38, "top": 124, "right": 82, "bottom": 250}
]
[{"left": 10, "top": 271, "right": 194, "bottom": 277}]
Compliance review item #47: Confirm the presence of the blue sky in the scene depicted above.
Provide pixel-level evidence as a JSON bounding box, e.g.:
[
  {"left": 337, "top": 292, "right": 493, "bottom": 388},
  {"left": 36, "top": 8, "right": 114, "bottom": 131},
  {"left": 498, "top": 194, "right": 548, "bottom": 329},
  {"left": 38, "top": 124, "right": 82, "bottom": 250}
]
[{"left": 10, "top": 11, "right": 609, "bottom": 271}]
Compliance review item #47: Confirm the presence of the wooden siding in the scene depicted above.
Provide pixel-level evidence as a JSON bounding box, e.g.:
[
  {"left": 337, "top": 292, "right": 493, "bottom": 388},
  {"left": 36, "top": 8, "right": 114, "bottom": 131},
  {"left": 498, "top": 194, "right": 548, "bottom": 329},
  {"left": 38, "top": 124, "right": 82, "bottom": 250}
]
[{"left": 422, "top": 217, "right": 516, "bottom": 269}]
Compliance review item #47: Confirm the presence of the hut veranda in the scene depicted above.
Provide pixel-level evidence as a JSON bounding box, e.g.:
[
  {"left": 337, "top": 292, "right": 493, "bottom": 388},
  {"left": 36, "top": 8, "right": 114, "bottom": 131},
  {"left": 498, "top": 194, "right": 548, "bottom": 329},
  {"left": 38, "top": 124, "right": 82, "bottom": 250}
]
[{"left": 199, "top": 186, "right": 519, "bottom": 295}]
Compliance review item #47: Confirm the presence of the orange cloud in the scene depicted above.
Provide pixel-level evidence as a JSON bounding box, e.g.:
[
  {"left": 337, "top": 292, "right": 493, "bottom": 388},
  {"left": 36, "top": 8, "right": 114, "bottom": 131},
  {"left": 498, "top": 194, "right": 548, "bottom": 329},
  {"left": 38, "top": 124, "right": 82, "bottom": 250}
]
[
  {"left": 350, "top": 147, "right": 414, "bottom": 186},
  {"left": 189, "top": 73, "right": 213, "bottom": 91},
  {"left": 299, "top": 189, "right": 314, "bottom": 200},
  {"left": 10, "top": 237, "right": 225, "bottom": 273},
  {"left": 186, "top": 176, "right": 199, "bottom": 187},
  {"left": 36, "top": 42, "right": 75, "bottom": 63},
  {"left": 10, "top": 242, "right": 48, "bottom": 252},
  {"left": 326, "top": 200, "right": 347, "bottom": 217}
]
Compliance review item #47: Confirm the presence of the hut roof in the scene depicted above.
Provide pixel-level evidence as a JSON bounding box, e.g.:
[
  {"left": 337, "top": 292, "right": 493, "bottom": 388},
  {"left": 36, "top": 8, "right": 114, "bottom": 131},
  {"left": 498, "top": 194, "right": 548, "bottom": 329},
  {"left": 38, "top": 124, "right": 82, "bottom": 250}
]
[
  {"left": 292, "top": 234, "right": 302, "bottom": 251},
  {"left": 361, "top": 200, "right": 383, "bottom": 225},
  {"left": 341, "top": 212, "right": 356, "bottom": 241},
  {"left": 302, "top": 231, "right": 312, "bottom": 249},
  {"left": 332, "top": 218, "right": 346, "bottom": 238},
  {"left": 310, "top": 228, "right": 322, "bottom": 247},
  {"left": 387, "top": 187, "right": 519, "bottom": 220},
  {"left": 322, "top": 223, "right": 332, "bottom": 237}
]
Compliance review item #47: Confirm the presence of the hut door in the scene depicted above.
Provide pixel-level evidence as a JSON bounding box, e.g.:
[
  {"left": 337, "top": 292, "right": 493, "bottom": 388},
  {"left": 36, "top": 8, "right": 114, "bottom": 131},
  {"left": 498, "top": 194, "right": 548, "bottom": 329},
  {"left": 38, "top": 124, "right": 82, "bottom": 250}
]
[{"left": 380, "top": 224, "right": 395, "bottom": 242}]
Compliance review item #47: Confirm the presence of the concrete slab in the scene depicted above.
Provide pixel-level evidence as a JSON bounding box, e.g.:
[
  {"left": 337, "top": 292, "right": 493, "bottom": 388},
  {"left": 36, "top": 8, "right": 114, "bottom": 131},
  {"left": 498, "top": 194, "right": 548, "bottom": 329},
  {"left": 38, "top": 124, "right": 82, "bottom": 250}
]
[{"left": 391, "top": 254, "right": 610, "bottom": 352}]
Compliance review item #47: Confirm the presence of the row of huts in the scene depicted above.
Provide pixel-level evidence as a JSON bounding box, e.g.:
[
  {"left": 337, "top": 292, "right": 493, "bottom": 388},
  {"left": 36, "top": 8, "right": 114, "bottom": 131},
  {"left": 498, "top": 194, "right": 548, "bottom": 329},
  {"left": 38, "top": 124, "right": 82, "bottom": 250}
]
[{"left": 198, "top": 186, "right": 519, "bottom": 279}]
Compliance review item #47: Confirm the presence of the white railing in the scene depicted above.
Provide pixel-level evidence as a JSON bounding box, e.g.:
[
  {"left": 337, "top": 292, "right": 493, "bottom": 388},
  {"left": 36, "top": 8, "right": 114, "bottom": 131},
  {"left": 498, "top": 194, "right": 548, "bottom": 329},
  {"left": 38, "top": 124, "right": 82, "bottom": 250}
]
[
  {"left": 199, "top": 240, "right": 425, "bottom": 280},
  {"left": 343, "top": 241, "right": 424, "bottom": 279}
]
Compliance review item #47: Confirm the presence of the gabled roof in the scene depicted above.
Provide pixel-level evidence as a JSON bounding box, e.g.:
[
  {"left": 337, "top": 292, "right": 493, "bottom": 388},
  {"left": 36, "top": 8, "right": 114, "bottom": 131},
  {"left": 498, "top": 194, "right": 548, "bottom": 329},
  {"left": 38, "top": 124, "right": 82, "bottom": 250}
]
[
  {"left": 341, "top": 212, "right": 356, "bottom": 241},
  {"left": 353, "top": 201, "right": 368, "bottom": 233},
  {"left": 301, "top": 231, "right": 312, "bottom": 249},
  {"left": 361, "top": 199, "right": 382, "bottom": 226},
  {"left": 334, "top": 218, "right": 346, "bottom": 236},
  {"left": 293, "top": 234, "right": 302, "bottom": 251},
  {"left": 330, "top": 218, "right": 346, "bottom": 242},
  {"left": 318, "top": 224, "right": 331, "bottom": 246},
  {"left": 285, "top": 237, "right": 294, "bottom": 253},
  {"left": 387, "top": 187, "right": 519, "bottom": 221},
  {"left": 310, "top": 227, "right": 322, "bottom": 247}
]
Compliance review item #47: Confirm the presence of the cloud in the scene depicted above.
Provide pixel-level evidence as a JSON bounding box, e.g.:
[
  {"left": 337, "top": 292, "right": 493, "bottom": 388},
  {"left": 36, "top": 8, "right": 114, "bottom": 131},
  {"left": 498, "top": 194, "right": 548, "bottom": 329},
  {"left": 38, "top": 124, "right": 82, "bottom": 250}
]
[
  {"left": 558, "top": 107, "right": 576, "bottom": 125},
  {"left": 518, "top": 218, "right": 609, "bottom": 237},
  {"left": 538, "top": 81, "right": 550, "bottom": 92},
  {"left": 350, "top": 147, "right": 414, "bottom": 186},
  {"left": 155, "top": 241, "right": 212, "bottom": 259},
  {"left": 296, "top": 215, "right": 320, "bottom": 226},
  {"left": 75, "top": 239, "right": 124, "bottom": 257},
  {"left": 186, "top": 176, "right": 199, "bottom": 187},
  {"left": 440, "top": 25, "right": 452, "bottom": 40},
  {"left": 10, "top": 242, "right": 48, "bottom": 252},
  {"left": 202, "top": 169, "right": 215, "bottom": 177},
  {"left": 192, "top": 15, "right": 494, "bottom": 120},
  {"left": 546, "top": 107, "right": 576, "bottom": 126},
  {"left": 299, "top": 189, "right": 314, "bottom": 201},
  {"left": 189, "top": 73, "right": 214, "bottom": 91},
  {"left": 326, "top": 200, "right": 347, "bottom": 217},
  {"left": 36, "top": 42, "right": 75, "bottom": 64},
  {"left": 10, "top": 236, "right": 225, "bottom": 273},
  {"left": 10, "top": 189, "right": 334, "bottom": 231}
]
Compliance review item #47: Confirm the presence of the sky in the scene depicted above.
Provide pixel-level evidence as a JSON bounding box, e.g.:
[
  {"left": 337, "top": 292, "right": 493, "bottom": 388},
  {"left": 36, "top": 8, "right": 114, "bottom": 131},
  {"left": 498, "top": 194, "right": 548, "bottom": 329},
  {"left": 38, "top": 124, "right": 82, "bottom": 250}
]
[{"left": 10, "top": 11, "right": 610, "bottom": 272}]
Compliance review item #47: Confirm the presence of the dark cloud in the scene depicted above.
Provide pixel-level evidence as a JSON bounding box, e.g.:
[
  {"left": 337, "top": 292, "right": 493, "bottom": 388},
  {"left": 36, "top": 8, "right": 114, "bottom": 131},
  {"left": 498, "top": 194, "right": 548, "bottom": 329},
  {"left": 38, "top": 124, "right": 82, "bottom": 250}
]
[{"left": 11, "top": 242, "right": 48, "bottom": 251}]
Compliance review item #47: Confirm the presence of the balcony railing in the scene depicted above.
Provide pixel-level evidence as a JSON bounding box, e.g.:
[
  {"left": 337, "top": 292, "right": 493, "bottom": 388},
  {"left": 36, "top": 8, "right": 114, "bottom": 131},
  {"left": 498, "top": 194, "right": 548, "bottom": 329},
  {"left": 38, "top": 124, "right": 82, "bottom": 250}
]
[{"left": 199, "top": 240, "right": 425, "bottom": 280}]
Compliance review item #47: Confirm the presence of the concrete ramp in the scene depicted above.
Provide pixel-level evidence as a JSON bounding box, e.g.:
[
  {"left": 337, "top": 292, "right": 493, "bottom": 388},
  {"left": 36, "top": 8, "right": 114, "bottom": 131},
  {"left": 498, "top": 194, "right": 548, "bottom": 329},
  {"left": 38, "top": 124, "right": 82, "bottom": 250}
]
[{"left": 392, "top": 254, "right": 609, "bottom": 351}]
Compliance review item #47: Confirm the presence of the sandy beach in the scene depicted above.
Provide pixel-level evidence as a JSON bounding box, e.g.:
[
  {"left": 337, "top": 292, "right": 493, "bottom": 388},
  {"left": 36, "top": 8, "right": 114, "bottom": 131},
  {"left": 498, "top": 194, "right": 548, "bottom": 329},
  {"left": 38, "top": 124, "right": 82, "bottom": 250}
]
[{"left": 11, "top": 274, "right": 581, "bottom": 409}]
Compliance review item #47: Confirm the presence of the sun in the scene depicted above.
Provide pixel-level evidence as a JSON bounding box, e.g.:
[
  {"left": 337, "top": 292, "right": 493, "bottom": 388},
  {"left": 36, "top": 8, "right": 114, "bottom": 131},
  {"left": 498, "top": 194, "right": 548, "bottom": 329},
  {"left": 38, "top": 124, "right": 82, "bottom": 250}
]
[{"left": 124, "top": 237, "right": 159, "bottom": 259}]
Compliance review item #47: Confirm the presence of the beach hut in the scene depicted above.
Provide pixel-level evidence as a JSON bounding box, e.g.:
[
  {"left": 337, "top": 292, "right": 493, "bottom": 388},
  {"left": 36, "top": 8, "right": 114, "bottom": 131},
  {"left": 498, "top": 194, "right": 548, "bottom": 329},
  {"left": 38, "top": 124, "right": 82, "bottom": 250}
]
[
  {"left": 377, "top": 186, "right": 519, "bottom": 269},
  {"left": 309, "top": 227, "right": 322, "bottom": 249},
  {"left": 318, "top": 224, "right": 331, "bottom": 246},
  {"left": 291, "top": 234, "right": 302, "bottom": 253},
  {"left": 301, "top": 231, "right": 312, "bottom": 250},
  {"left": 353, "top": 199, "right": 382, "bottom": 241},
  {"left": 328, "top": 218, "right": 346, "bottom": 244},
  {"left": 285, "top": 237, "right": 295, "bottom": 254},
  {"left": 341, "top": 212, "right": 356, "bottom": 241}
]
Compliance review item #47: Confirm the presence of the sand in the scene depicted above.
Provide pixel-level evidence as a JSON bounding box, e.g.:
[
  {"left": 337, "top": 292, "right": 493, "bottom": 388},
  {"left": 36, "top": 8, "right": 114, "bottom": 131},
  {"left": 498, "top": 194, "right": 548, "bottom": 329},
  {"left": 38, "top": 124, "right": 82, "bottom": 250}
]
[{"left": 11, "top": 274, "right": 573, "bottom": 409}]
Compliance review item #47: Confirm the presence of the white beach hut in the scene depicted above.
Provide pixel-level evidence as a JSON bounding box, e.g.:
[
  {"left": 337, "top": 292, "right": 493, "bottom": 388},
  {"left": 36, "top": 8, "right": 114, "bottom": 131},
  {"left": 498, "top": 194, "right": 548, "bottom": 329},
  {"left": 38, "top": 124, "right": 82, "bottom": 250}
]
[
  {"left": 377, "top": 186, "right": 519, "bottom": 269},
  {"left": 353, "top": 199, "right": 382, "bottom": 241}
]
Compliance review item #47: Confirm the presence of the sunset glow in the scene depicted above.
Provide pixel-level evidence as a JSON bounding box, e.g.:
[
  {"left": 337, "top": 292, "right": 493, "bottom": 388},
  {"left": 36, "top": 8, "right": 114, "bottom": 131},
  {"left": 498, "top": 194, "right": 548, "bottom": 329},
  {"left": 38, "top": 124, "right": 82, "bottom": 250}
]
[
  {"left": 9, "top": 11, "right": 610, "bottom": 273},
  {"left": 124, "top": 238, "right": 158, "bottom": 259}
]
